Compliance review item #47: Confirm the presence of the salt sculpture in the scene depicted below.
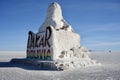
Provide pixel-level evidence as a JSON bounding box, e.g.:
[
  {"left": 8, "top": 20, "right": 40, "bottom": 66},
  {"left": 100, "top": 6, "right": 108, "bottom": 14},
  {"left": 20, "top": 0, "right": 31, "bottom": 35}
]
[{"left": 27, "top": 2, "right": 100, "bottom": 70}]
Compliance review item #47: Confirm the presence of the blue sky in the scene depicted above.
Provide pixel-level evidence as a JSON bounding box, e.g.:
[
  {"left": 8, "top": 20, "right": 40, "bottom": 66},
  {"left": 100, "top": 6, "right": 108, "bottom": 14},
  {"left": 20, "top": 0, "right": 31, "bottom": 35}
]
[{"left": 0, "top": 0, "right": 120, "bottom": 51}]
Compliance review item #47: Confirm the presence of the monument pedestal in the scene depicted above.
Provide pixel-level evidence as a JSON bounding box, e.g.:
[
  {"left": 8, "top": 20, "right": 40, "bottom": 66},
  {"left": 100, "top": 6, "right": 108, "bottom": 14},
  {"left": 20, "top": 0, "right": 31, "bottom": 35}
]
[{"left": 10, "top": 58, "right": 60, "bottom": 70}]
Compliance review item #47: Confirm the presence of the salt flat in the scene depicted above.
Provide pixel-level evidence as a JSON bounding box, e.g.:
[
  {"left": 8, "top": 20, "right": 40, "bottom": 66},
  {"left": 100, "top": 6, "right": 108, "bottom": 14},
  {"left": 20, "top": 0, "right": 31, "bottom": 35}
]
[{"left": 0, "top": 51, "right": 120, "bottom": 80}]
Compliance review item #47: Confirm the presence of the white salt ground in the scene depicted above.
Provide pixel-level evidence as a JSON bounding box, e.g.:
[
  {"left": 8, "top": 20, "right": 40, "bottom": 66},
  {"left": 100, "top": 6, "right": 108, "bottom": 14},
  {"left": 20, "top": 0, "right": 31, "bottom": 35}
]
[{"left": 0, "top": 51, "right": 120, "bottom": 80}]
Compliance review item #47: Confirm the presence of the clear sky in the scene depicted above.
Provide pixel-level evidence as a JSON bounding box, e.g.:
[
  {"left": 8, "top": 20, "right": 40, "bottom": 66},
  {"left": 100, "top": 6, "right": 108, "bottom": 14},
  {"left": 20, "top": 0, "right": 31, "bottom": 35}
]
[{"left": 0, "top": 0, "right": 120, "bottom": 51}]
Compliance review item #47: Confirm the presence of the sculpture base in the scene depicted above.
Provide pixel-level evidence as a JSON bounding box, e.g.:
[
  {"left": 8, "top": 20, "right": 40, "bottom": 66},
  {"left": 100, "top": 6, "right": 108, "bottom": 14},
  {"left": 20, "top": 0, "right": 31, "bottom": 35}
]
[{"left": 10, "top": 58, "right": 59, "bottom": 70}]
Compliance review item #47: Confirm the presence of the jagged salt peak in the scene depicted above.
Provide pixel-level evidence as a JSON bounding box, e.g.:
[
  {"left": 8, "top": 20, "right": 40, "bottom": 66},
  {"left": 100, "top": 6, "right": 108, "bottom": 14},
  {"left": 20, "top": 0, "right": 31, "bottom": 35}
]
[
  {"left": 46, "top": 2, "right": 63, "bottom": 21},
  {"left": 39, "top": 2, "right": 73, "bottom": 32}
]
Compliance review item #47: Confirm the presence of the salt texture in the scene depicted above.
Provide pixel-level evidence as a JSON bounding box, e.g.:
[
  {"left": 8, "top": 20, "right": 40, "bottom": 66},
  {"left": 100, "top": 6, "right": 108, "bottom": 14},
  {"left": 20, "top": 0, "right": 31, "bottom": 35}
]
[{"left": 39, "top": 2, "right": 73, "bottom": 32}]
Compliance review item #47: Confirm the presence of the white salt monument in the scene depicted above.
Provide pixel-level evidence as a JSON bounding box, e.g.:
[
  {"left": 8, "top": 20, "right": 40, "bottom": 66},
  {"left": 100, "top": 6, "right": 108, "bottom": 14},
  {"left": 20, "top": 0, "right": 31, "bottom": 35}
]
[{"left": 12, "top": 2, "right": 100, "bottom": 70}]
